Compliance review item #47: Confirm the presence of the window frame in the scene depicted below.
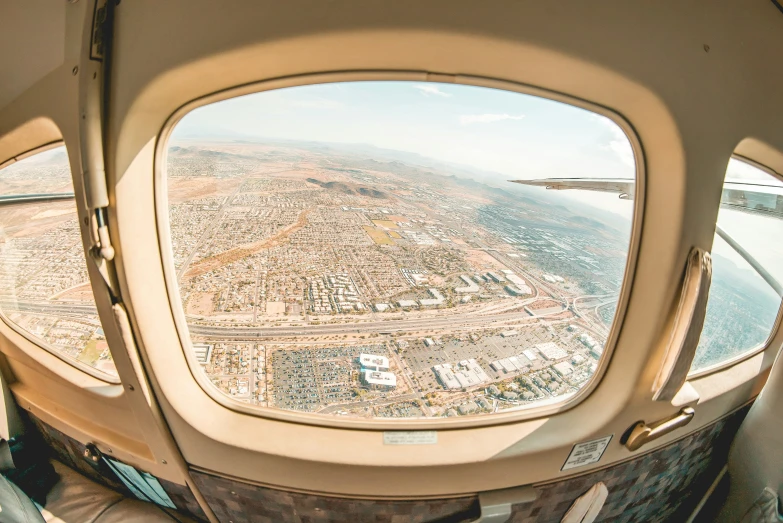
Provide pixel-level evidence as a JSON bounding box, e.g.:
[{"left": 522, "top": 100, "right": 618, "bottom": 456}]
[
  {"left": 0, "top": 141, "right": 120, "bottom": 384},
  {"left": 153, "top": 71, "right": 646, "bottom": 430},
  {"left": 687, "top": 154, "right": 783, "bottom": 380}
]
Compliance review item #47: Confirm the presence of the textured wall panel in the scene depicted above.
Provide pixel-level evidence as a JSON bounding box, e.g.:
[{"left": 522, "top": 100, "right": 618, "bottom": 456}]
[
  {"left": 190, "top": 470, "right": 479, "bottom": 523},
  {"left": 190, "top": 406, "right": 749, "bottom": 523},
  {"left": 506, "top": 405, "right": 749, "bottom": 522},
  {"left": 26, "top": 414, "right": 208, "bottom": 522},
  {"left": 27, "top": 405, "right": 749, "bottom": 522}
]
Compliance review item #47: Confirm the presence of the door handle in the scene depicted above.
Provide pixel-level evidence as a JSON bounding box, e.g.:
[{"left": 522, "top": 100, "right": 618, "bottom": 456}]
[{"left": 624, "top": 407, "right": 695, "bottom": 451}]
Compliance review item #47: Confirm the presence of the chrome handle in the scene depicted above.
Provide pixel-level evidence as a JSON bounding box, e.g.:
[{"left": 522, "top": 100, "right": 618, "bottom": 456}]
[{"left": 624, "top": 407, "right": 695, "bottom": 451}]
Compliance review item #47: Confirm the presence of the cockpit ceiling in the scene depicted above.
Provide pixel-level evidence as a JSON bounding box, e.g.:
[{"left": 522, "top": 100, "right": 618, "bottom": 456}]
[{"left": 0, "top": 2, "right": 65, "bottom": 111}]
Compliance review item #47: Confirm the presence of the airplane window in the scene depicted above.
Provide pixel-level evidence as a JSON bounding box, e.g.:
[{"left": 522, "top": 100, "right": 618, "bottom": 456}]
[
  {"left": 164, "top": 81, "right": 637, "bottom": 419},
  {"left": 0, "top": 147, "right": 116, "bottom": 378},
  {"left": 691, "top": 158, "right": 783, "bottom": 372}
]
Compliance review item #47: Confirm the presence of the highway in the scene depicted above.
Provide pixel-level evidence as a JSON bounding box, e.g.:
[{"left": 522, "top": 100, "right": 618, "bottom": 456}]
[
  {"left": 188, "top": 307, "right": 569, "bottom": 339},
  {"left": 0, "top": 299, "right": 573, "bottom": 339},
  {"left": 0, "top": 300, "right": 96, "bottom": 316}
]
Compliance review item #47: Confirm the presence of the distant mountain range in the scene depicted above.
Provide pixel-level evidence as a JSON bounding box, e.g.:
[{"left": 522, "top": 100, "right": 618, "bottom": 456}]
[
  {"left": 305, "top": 178, "right": 389, "bottom": 199},
  {"left": 169, "top": 137, "right": 633, "bottom": 234}
]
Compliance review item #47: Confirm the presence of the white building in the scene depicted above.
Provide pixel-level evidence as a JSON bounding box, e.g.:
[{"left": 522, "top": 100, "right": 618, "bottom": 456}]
[
  {"left": 434, "top": 359, "right": 489, "bottom": 390},
  {"left": 491, "top": 356, "right": 528, "bottom": 373},
  {"left": 486, "top": 272, "right": 505, "bottom": 283},
  {"left": 535, "top": 342, "right": 568, "bottom": 361},
  {"left": 433, "top": 364, "right": 461, "bottom": 390},
  {"left": 192, "top": 343, "right": 213, "bottom": 365},
  {"left": 362, "top": 370, "right": 397, "bottom": 389},
  {"left": 454, "top": 275, "right": 479, "bottom": 293},
  {"left": 553, "top": 361, "right": 575, "bottom": 376},
  {"left": 522, "top": 349, "right": 538, "bottom": 361},
  {"left": 419, "top": 288, "right": 445, "bottom": 307},
  {"left": 579, "top": 333, "right": 598, "bottom": 348},
  {"left": 360, "top": 353, "right": 390, "bottom": 370},
  {"left": 505, "top": 284, "right": 533, "bottom": 296}
]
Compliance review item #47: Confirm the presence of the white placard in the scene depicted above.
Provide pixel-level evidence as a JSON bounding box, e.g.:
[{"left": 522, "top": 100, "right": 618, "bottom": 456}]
[
  {"left": 561, "top": 435, "right": 613, "bottom": 471},
  {"left": 383, "top": 431, "right": 438, "bottom": 445}
]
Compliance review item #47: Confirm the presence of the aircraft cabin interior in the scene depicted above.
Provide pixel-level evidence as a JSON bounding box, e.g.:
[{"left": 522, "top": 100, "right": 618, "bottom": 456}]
[{"left": 1, "top": 1, "right": 783, "bottom": 522}]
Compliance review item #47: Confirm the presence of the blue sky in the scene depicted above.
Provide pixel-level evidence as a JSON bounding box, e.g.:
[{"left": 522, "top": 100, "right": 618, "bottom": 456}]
[{"left": 173, "top": 81, "right": 636, "bottom": 182}]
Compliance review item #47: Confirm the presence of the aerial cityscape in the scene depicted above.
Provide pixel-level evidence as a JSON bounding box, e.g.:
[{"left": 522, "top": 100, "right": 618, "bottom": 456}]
[
  {"left": 0, "top": 82, "right": 778, "bottom": 410},
  {"left": 167, "top": 137, "right": 630, "bottom": 418},
  {"left": 0, "top": 148, "right": 114, "bottom": 376}
]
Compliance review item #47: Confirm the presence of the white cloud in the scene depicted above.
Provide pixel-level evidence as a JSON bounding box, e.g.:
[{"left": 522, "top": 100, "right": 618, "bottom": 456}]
[
  {"left": 592, "top": 114, "right": 634, "bottom": 167},
  {"left": 413, "top": 84, "right": 452, "bottom": 97},
  {"left": 459, "top": 113, "right": 525, "bottom": 125}
]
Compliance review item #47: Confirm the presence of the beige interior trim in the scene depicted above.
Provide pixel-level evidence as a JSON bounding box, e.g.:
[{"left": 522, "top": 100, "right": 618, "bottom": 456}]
[
  {"left": 0, "top": 0, "right": 207, "bottom": 496},
  {"left": 109, "top": 303, "right": 218, "bottom": 522},
  {"left": 109, "top": 19, "right": 699, "bottom": 494},
  {"left": 653, "top": 248, "right": 712, "bottom": 401},
  {"left": 0, "top": 140, "right": 63, "bottom": 171},
  {"left": 1, "top": 0, "right": 782, "bottom": 500},
  {"left": 734, "top": 138, "right": 783, "bottom": 178},
  {"left": 0, "top": 116, "right": 63, "bottom": 168}
]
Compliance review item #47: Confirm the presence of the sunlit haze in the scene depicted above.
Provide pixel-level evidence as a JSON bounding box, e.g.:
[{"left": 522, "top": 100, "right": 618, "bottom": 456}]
[{"left": 172, "top": 82, "right": 636, "bottom": 217}]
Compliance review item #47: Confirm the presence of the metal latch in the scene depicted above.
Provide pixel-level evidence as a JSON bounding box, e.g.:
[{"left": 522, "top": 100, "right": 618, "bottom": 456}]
[{"left": 469, "top": 485, "right": 537, "bottom": 522}]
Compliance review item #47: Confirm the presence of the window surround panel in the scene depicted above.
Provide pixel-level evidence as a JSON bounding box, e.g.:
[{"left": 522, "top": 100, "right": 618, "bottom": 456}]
[{"left": 153, "top": 71, "right": 646, "bottom": 431}]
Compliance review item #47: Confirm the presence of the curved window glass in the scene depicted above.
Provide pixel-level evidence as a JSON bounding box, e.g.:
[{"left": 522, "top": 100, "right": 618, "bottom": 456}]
[
  {"left": 164, "top": 81, "right": 638, "bottom": 419},
  {"left": 0, "top": 147, "right": 115, "bottom": 378},
  {"left": 691, "top": 158, "right": 783, "bottom": 372}
]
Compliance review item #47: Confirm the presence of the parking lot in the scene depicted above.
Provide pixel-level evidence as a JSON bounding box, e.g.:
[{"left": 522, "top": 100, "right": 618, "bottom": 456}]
[
  {"left": 270, "top": 344, "right": 389, "bottom": 411},
  {"left": 401, "top": 325, "right": 587, "bottom": 394}
]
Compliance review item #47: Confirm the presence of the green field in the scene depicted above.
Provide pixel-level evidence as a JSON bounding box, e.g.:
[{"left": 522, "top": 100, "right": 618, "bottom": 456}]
[{"left": 363, "top": 226, "right": 394, "bottom": 245}]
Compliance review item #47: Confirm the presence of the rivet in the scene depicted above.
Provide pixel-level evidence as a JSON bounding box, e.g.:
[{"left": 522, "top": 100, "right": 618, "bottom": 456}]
[{"left": 72, "top": 66, "right": 79, "bottom": 75}]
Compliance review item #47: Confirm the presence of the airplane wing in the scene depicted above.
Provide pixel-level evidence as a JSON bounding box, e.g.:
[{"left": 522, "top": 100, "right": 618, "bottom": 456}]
[
  {"left": 510, "top": 178, "right": 635, "bottom": 199},
  {"left": 510, "top": 178, "right": 783, "bottom": 217},
  {"left": 510, "top": 177, "right": 783, "bottom": 295},
  {"left": 720, "top": 180, "right": 783, "bottom": 217}
]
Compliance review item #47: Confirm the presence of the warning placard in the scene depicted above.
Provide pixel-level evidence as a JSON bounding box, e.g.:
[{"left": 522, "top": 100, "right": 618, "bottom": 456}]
[
  {"left": 383, "top": 431, "right": 438, "bottom": 445},
  {"left": 561, "top": 435, "right": 613, "bottom": 471}
]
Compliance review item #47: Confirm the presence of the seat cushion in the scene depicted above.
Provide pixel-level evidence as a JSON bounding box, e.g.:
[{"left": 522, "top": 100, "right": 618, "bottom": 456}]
[
  {"left": 41, "top": 460, "right": 194, "bottom": 523},
  {"left": 0, "top": 472, "right": 46, "bottom": 523}
]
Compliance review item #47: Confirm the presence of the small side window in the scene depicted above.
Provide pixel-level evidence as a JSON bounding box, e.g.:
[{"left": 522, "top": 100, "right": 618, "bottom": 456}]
[
  {"left": 0, "top": 146, "right": 116, "bottom": 378},
  {"left": 691, "top": 158, "right": 783, "bottom": 373}
]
